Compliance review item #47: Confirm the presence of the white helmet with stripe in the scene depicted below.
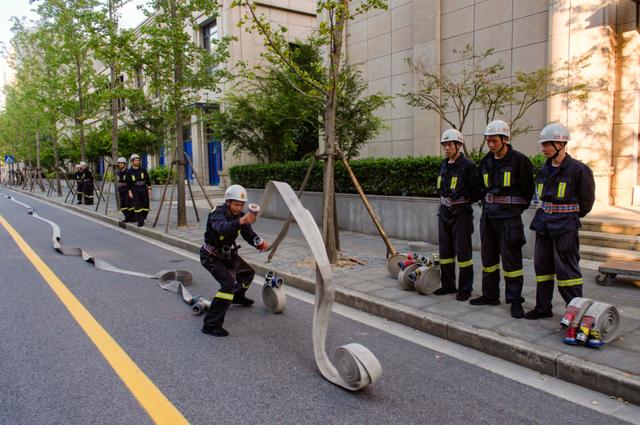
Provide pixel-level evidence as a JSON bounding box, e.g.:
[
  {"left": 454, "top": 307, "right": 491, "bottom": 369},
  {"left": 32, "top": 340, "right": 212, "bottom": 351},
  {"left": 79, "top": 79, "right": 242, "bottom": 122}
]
[
  {"left": 440, "top": 129, "right": 464, "bottom": 144},
  {"left": 224, "top": 184, "right": 248, "bottom": 202},
  {"left": 538, "top": 123, "right": 570, "bottom": 144},
  {"left": 484, "top": 120, "right": 510, "bottom": 138}
]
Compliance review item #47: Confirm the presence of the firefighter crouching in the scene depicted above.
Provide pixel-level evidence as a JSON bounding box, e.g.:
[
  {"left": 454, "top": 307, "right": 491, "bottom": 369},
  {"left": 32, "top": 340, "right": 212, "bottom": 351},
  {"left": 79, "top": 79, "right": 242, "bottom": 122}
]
[
  {"left": 200, "top": 184, "right": 270, "bottom": 337},
  {"left": 116, "top": 157, "right": 133, "bottom": 223},
  {"left": 470, "top": 120, "right": 535, "bottom": 319},
  {"left": 126, "top": 154, "right": 151, "bottom": 227},
  {"left": 524, "top": 123, "right": 595, "bottom": 320},
  {"left": 435, "top": 129, "right": 481, "bottom": 301}
]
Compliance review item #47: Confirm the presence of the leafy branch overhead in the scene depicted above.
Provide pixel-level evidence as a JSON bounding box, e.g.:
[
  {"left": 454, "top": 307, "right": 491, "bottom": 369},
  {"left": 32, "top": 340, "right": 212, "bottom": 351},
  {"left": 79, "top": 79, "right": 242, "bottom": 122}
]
[{"left": 402, "top": 45, "right": 593, "bottom": 152}]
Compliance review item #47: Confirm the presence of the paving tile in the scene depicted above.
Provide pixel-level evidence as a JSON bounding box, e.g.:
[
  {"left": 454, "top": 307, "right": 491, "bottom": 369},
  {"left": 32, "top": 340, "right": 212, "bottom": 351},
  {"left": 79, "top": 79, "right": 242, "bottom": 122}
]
[
  {"left": 457, "top": 310, "right": 513, "bottom": 330},
  {"left": 351, "top": 281, "right": 386, "bottom": 293},
  {"left": 395, "top": 294, "right": 441, "bottom": 309},
  {"left": 369, "top": 286, "right": 410, "bottom": 301}
]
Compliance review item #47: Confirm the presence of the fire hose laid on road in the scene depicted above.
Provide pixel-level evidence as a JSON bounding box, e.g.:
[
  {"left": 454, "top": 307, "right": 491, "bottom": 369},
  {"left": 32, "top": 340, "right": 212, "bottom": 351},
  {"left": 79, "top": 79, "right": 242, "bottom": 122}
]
[
  {"left": 259, "top": 181, "right": 382, "bottom": 391},
  {"left": 3, "top": 184, "right": 381, "bottom": 391},
  {"left": 560, "top": 297, "right": 621, "bottom": 347}
]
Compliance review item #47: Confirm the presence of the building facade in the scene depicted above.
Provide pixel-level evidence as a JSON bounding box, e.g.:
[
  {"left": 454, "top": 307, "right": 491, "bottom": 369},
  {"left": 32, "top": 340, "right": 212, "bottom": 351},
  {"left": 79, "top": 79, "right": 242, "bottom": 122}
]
[{"left": 345, "top": 0, "right": 640, "bottom": 206}]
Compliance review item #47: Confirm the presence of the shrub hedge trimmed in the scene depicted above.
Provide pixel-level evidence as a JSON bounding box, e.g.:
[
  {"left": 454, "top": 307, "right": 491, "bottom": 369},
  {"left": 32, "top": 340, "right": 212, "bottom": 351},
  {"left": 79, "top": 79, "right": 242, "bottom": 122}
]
[{"left": 229, "top": 154, "right": 546, "bottom": 197}]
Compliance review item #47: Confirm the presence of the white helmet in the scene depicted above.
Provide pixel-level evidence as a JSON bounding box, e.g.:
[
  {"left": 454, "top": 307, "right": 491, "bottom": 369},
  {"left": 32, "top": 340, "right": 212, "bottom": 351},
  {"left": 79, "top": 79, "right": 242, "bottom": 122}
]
[
  {"left": 539, "top": 123, "right": 570, "bottom": 144},
  {"left": 117, "top": 157, "right": 127, "bottom": 164},
  {"left": 130, "top": 154, "right": 140, "bottom": 161},
  {"left": 440, "top": 129, "right": 464, "bottom": 144},
  {"left": 484, "top": 120, "right": 510, "bottom": 138},
  {"left": 79, "top": 161, "right": 87, "bottom": 167},
  {"left": 224, "top": 184, "right": 248, "bottom": 202}
]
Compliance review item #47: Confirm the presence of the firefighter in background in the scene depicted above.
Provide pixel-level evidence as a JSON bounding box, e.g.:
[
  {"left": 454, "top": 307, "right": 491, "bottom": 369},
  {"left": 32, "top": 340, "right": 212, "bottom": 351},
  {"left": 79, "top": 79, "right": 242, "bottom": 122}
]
[
  {"left": 116, "top": 157, "right": 133, "bottom": 222},
  {"left": 126, "top": 154, "right": 151, "bottom": 227},
  {"left": 79, "top": 161, "right": 94, "bottom": 205},
  {"left": 470, "top": 120, "right": 535, "bottom": 319},
  {"left": 74, "top": 164, "right": 84, "bottom": 204},
  {"left": 434, "top": 129, "right": 481, "bottom": 301},
  {"left": 525, "top": 123, "right": 595, "bottom": 320},
  {"left": 200, "top": 184, "right": 270, "bottom": 337}
]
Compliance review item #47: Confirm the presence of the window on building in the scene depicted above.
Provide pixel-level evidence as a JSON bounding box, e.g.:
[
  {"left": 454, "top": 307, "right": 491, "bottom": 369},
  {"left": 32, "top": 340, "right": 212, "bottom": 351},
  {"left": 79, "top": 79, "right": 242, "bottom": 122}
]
[{"left": 202, "top": 19, "right": 218, "bottom": 74}]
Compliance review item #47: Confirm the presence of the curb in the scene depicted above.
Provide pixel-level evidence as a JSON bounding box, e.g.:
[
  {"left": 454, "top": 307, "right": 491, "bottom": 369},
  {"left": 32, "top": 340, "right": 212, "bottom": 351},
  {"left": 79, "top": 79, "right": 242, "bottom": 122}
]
[{"left": 7, "top": 187, "right": 640, "bottom": 406}]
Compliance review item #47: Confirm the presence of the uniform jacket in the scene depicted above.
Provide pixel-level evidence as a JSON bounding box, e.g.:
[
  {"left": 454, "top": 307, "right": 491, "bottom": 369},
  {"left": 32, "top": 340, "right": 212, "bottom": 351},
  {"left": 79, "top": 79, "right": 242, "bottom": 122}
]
[
  {"left": 116, "top": 169, "right": 129, "bottom": 192},
  {"left": 204, "top": 204, "right": 260, "bottom": 250},
  {"left": 530, "top": 154, "right": 595, "bottom": 236},
  {"left": 437, "top": 153, "right": 481, "bottom": 215},
  {"left": 479, "top": 144, "right": 535, "bottom": 218},
  {"left": 126, "top": 167, "right": 151, "bottom": 191}
]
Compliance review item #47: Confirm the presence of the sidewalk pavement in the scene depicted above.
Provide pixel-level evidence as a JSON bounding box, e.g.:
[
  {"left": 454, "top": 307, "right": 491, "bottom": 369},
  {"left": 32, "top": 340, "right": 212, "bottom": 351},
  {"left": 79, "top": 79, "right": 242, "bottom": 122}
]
[{"left": 7, "top": 184, "right": 640, "bottom": 406}]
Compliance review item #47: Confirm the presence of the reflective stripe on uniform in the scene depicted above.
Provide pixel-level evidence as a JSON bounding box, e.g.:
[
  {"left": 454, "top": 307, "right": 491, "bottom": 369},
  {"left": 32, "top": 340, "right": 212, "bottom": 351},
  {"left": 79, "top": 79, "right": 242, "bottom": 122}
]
[
  {"left": 557, "top": 182, "right": 566, "bottom": 198},
  {"left": 242, "top": 282, "right": 251, "bottom": 289},
  {"left": 450, "top": 176, "right": 458, "bottom": 189},
  {"left": 457, "top": 258, "right": 473, "bottom": 268},
  {"left": 483, "top": 263, "right": 500, "bottom": 273},
  {"left": 134, "top": 208, "right": 150, "bottom": 213},
  {"left": 536, "top": 274, "right": 555, "bottom": 282},
  {"left": 557, "top": 277, "right": 582, "bottom": 287},
  {"left": 483, "top": 173, "right": 489, "bottom": 187},
  {"left": 503, "top": 269, "right": 524, "bottom": 278},
  {"left": 503, "top": 171, "right": 511, "bottom": 187},
  {"left": 537, "top": 183, "right": 544, "bottom": 198},
  {"left": 440, "top": 257, "right": 455, "bottom": 265},
  {"left": 437, "top": 176, "right": 442, "bottom": 189},
  {"left": 215, "top": 291, "right": 234, "bottom": 300}
]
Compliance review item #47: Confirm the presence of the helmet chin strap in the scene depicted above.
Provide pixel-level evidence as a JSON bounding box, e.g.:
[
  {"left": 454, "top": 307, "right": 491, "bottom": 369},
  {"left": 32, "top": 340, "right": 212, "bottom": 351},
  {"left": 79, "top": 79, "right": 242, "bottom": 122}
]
[
  {"left": 551, "top": 142, "right": 564, "bottom": 160},
  {"left": 495, "top": 136, "right": 507, "bottom": 155}
]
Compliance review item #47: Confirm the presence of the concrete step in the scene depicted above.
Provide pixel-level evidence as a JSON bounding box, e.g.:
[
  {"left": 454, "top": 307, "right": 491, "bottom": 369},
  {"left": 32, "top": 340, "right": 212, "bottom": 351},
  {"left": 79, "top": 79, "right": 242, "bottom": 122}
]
[
  {"left": 581, "top": 218, "right": 640, "bottom": 236},
  {"left": 189, "top": 186, "right": 224, "bottom": 200},
  {"left": 579, "top": 230, "right": 640, "bottom": 251},
  {"left": 580, "top": 244, "right": 640, "bottom": 262}
]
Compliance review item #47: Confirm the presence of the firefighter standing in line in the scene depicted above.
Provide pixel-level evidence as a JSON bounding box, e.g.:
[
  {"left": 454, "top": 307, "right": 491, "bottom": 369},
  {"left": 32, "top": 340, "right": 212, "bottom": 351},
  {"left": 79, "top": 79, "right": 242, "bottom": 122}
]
[
  {"left": 525, "top": 123, "right": 595, "bottom": 320},
  {"left": 116, "top": 157, "right": 133, "bottom": 223},
  {"left": 74, "top": 164, "right": 84, "bottom": 204},
  {"left": 434, "top": 129, "right": 481, "bottom": 301},
  {"left": 200, "top": 184, "right": 270, "bottom": 337},
  {"left": 79, "top": 161, "right": 94, "bottom": 205},
  {"left": 470, "top": 120, "right": 535, "bottom": 319},
  {"left": 126, "top": 154, "right": 151, "bottom": 227}
]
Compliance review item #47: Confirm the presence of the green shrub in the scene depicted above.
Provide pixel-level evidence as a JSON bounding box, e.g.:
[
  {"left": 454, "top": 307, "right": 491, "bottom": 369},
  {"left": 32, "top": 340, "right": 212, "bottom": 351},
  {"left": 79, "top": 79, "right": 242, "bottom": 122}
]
[
  {"left": 230, "top": 154, "right": 547, "bottom": 197},
  {"left": 149, "top": 166, "right": 175, "bottom": 185}
]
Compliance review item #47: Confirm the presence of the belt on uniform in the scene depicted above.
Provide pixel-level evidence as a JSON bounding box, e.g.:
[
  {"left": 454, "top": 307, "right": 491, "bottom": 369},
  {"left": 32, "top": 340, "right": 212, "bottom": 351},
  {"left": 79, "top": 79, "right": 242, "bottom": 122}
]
[
  {"left": 133, "top": 181, "right": 147, "bottom": 186},
  {"left": 484, "top": 193, "right": 528, "bottom": 205},
  {"left": 440, "top": 196, "right": 469, "bottom": 207},
  {"left": 117, "top": 182, "right": 128, "bottom": 187},
  {"left": 202, "top": 242, "right": 236, "bottom": 259},
  {"left": 541, "top": 202, "right": 580, "bottom": 214}
]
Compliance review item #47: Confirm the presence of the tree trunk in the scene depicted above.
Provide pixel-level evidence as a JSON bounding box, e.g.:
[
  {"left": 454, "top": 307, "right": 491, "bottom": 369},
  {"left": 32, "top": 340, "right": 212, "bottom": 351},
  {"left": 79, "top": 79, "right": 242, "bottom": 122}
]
[
  {"left": 35, "top": 131, "right": 41, "bottom": 169},
  {"left": 51, "top": 117, "right": 62, "bottom": 196},
  {"left": 109, "top": 0, "right": 120, "bottom": 209},
  {"left": 171, "top": 0, "right": 187, "bottom": 227},
  {"left": 75, "top": 55, "right": 86, "bottom": 161},
  {"left": 320, "top": 0, "right": 348, "bottom": 264}
]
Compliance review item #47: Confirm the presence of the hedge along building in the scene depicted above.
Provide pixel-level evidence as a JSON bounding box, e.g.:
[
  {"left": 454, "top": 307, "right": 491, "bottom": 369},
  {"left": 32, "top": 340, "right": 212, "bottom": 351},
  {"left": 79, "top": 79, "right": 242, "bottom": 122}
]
[
  {"left": 118, "top": 1, "right": 317, "bottom": 186},
  {"left": 344, "top": 0, "right": 640, "bottom": 206}
]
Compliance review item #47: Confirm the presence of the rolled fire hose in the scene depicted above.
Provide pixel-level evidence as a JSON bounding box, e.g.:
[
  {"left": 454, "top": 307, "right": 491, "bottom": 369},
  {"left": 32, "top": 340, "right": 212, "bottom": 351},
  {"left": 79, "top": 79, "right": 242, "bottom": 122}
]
[
  {"left": 1, "top": 193, "right": 208, "bottom": 313},
  {"left": 560, "top": 297, "right": 593, "bottom": 328},
  {"left": 412, "top": 265, "right": 441, "bottom": 296},
  {"left": 259, "top": 181, "right": 382, "bottom": 391},
  {"left": 262, "top": 271, "right": 286, "bottom": 314},
  {"left": 397, "top": 262, "right": 420, "bottom": 291},
  {"left": 578, "top": 301, "right": 621, "bottom": 345}
]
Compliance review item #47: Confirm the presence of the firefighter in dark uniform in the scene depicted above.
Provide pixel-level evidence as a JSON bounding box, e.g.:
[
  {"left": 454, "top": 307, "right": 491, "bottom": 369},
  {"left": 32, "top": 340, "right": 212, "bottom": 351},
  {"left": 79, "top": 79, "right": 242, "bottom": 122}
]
[
  {"left": 74, "top": 164, "right": 84, "bottom": 204},
  {"left": 525, "top": 123, "right": 595, "bottom": 319},
  {"left": 470, "top": 120, "right": 535, "bottom": 318},
  {"left": 79, "top": 161, "right": 94, "bottom": 205},
  {"left": 116, "top": 157, "right": 133, "bottom": 222},
  {"left": 126, "top": 153, "right": 151, "bottom": 227},
  {"left": 434, "top": 129, "right": 481, "bottom": 301},
  {"left": 200, "top": 184, "right": 270, "bottom": 337}
]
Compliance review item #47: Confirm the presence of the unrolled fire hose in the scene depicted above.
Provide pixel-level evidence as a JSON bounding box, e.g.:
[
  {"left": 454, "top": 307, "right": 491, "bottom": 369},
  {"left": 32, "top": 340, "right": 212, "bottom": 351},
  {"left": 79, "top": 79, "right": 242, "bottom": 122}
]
[
  {"left": 0, "top": 193, "right": 209, "bottom": 310},
  {"left": 560, "top": 297, "right": 620, "bottom": 347},
  {"left": 259, "top": 181, "right": 382, "bottom": 391}
]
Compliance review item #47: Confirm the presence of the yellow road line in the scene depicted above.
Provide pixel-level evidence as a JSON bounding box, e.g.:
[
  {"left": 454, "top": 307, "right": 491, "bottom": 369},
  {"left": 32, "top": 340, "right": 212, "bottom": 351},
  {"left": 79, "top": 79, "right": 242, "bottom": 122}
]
[{"left": 0, "top": 213, "right": 189, "bottom": 425}]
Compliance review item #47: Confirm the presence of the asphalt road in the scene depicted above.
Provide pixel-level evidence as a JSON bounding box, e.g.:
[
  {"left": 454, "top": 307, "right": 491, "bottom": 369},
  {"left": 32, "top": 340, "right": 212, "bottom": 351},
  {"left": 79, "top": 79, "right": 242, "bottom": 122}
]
[{"left": 0, "top": 189, "right": 636, "bottom": 425}]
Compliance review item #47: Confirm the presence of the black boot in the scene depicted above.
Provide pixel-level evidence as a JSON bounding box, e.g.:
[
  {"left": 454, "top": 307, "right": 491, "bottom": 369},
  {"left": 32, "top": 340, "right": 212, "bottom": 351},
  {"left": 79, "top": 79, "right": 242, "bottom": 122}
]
[
  {"left": 232, "top": 290, "right": 254, "bottom": 307},
  {"left": 202, "top": 326, "right": 229, "bottom": 337},
  {"left": 433, "top": 287, "right": 456, "bottom": 296},
  {"left": 510, "top": 302, "right": 524, "bottom": 319},
  {"left": 524, "top": 309, "right": 553, "bottom": 320},
  {"left": 469, "top": 295, "right": 500, "bottom": 305}
]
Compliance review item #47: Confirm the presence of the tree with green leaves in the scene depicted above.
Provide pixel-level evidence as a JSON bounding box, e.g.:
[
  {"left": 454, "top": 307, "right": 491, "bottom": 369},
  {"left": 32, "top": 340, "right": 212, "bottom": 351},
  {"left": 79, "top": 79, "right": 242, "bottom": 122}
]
[
  {"left": 232, "top": 0, "right": 389, "bottom": 263},
  {"left": 35, "top": 0, "right": 108, "bottom": 163},
  {"left": 139, "top": 0, "right": 231, "bottom": 227}
]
